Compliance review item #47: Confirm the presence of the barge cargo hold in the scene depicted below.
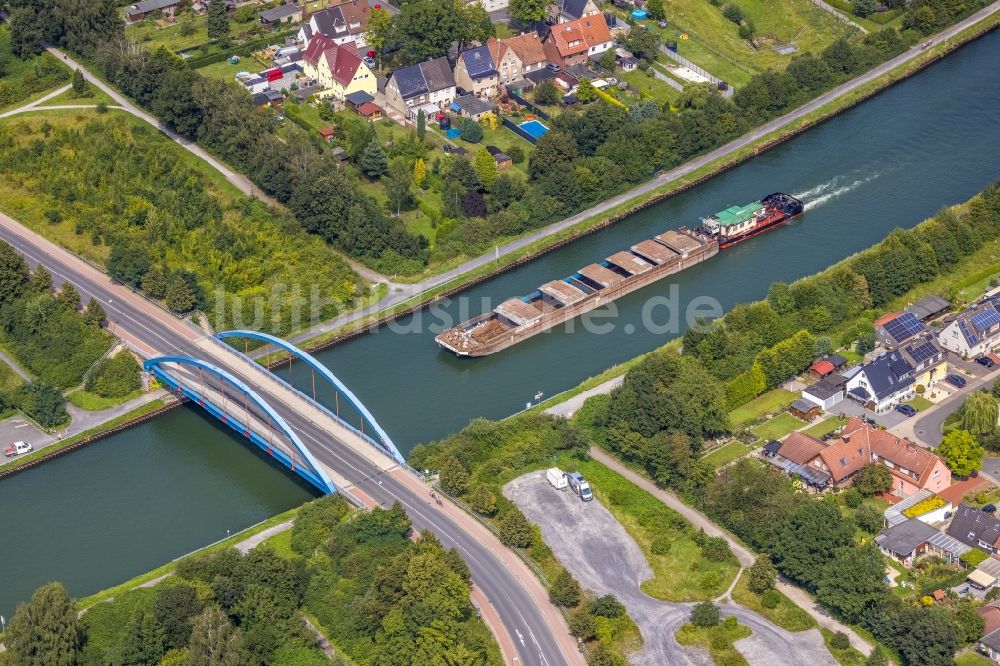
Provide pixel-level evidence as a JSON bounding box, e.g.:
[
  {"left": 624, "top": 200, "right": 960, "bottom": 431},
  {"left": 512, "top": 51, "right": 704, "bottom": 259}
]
[{"left": 435, "top": 229, "right": 719, "bottom": 357}]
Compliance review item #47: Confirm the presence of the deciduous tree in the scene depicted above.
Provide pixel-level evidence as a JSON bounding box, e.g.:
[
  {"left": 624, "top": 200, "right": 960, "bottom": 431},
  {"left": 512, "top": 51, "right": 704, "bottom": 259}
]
[
  {"left": 83, "top": 298, "right": 106, "bottom": 327},
  {"left": 0, "top": 240, "right": 29, "bottom": 305},
  {"left": 364, "top": 7, "right": 393, "bottom": 65},
  {"left": 498, "top": 509, "right": 533, "bottom": 548},
  {"left": 474, "top": 147, "right": 497, "bottom": 191},
  {"left": 509, "top": 0, "right": 552, "bottom": 24},
  {"left": 6, "top": 582, "right": 82, "bottom": 666},
  {"left": 110, "top": 609, "right": 166, "bottom": 666},
  {"left": 549, "top": 570, "right": 581, "bottom": 607},
  {"left": 186, "top": 606, "right": 243, "bottom": 666},
  {"left": 853, "top": 463, "right": 892, "bottom": 496},
  {"left": 691, "top": 601, "right": 720, "bottom": 627},
  {"left": 961, "top": 391, "right": 998, "bottom": 435},
  {"left": 769, "top": 500, "right": 853, "bottom": 590},
  {"left": 937, "top": 429, "right": 984, "bottom": 477},
  {"left": 746, "top": 556, "right": 777, "bottom": 594},
  {"left": 153, "top": 584, "right": 202, "bottom": 649},
  {"left": 815, "top": 543, "right": 886, "bottom": 623}
]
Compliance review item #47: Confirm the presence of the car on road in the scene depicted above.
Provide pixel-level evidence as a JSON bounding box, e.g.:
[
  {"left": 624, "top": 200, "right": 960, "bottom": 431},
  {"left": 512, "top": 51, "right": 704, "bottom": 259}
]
[
  {"left": 946, "top": 374, "right": 967, "bottom": 388},
  {"left": 976, "top": 356, "right": 995, "bottom": 368},
  {"left": 3, "top": 441, "right": 32, "bottom": 457},
  {"left": 895, "top": 404, "right": 917, "bottom": 417}
]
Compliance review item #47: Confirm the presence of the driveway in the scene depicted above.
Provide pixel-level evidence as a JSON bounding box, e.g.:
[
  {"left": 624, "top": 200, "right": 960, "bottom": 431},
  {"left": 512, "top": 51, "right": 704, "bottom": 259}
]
[{"left": 504, "top": 472, "right": 836, "bottom": 666}]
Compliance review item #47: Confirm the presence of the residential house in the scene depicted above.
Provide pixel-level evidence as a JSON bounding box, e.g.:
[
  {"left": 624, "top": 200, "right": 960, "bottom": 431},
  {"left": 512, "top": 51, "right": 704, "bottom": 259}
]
[
  {"left": 543, "top": 13, "right": 613, "bottom": 68},
  {"left": 302, "top": 35, "right": 376, "bottom": 100},
  {"left": 384, "top": 57, "right": 457, "bottom": 119},
  {"left": 452, "top": 94, "right": 496, "bottom": 121},
  {"left": 770, "top": 418, "right": 951, "bottom": 496},
  {"left": 260, "top": 3, "right": 303, "bottom": 28},
  {"left": 978, "top": 603, "right": 1000, "bottom": 662},
  {"left": 124, "top": 0, "right": 183, "bottom": 23},
  {"left": 552, "top": 0, "right": 601, "bottom": 23},
  {"left": 875, "top": 519, "right": 943, "bottom": 568},
  {"left": 454, "top": 45, "right": 500, "bottom": 100},
  {"left": 947, "top": 505, "right": 1000, "bottom": 556},
  {"left": 875, "top": 311, "right": 925, "bottom": 349},
  {"left": 844, "top": 350, "right": 915, "bottom": 413},
  {"left": 489, "top": 34, "right": 548, "bottom": 85},
  {"left": 298, "top": 1, "right": 370, "bottom": 50},
  {"left": 938, "top": 300, "right": 1000, "bottom": 357},
  {"left": 898, "top": 333, "right": 947, "bottom": 391}
]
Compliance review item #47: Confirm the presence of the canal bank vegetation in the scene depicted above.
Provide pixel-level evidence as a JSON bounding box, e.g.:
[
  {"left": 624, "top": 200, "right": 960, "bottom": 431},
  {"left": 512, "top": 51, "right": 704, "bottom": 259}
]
[
  {"left": 0, "top": 111, "right": 366, "bottom": 335},
  {"left": 4, "top": 497, "right": 501, "bottom": 666}
]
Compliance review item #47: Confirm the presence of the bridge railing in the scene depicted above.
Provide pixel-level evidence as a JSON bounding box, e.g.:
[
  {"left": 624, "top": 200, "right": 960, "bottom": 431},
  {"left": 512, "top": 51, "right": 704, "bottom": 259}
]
[{"left": 205, "top": 335, "right": 406, "bottom": 467}]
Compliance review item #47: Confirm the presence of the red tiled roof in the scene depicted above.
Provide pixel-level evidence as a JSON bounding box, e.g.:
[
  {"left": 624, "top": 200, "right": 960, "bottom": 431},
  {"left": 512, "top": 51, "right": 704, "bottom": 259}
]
[
  {"left": 818, "top": 437, "right": 871, "bottom": 483},
  {"left": 357, "top": 101, "right": 380, "bottom": 116},
  {"left": 839, "top": 418, "right": 945, "bottom": 487},
  {"left": 874, "top": 311, "right": 903, "bottom": 327},
  {"left": 319, "top": 127, "right": 335, "bottom": 137},
  {"left": 546, "top": 22, "right": 588, "bottom": 57},
  {"left": 810, "top": 360, "right": 835, "bottom": 376},
  {"left": 303, "top": 34, "right": 362, "bottom": 87},
  {"left": 778, "top": 432, "right": 827, "bottom": 466},
  {"left": 500, "top": 33, "right": 547, "bottom": 65},
  {"left": 981, "top": 603, "right": 1000, "bottom": 637}
]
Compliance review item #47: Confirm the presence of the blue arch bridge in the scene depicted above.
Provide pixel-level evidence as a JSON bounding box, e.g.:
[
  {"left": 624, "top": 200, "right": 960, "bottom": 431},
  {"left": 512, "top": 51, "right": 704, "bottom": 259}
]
[{"left": 143, "top": 330, "right": 404, "bottom": 496}]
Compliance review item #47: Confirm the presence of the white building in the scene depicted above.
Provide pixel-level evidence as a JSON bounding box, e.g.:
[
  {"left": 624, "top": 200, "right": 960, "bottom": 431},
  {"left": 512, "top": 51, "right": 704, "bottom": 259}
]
[{"left": 938, "top": 300, "right": 1000, "bottom": 358}]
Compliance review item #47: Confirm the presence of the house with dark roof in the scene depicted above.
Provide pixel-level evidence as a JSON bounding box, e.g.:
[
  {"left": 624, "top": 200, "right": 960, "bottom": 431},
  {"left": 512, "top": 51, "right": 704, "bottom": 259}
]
[
  {"left": 486, "top": 145, "right": 512, "bottom": 170},
  {"left": 906, "top": 295, "right": 951, "bottom": 322},
  {"left": 939, "top": 300, "right": 1000, "bottom": 358},
  {"left": 452, "top": 95, "right": 496, "bottom": 121},
  {"left": 302, "top": 34, "right": 375, "bottom": 100},
  {"left": 384, "top": 57, "right": 457, "bottom": 119},
  {"left": 947, "top": 505, "right": 1000, "bottom": 555},
  {"left": 977, "top": 603, "right": 1000, "bottom": 662},
  {"left": 552, "top": 0, "right": 601, "bottom": 23},
  {"left": 124, "top": 0, "right": 185, "bottom": 23},
  {"left": 455, "top": 45, "right": 500, "bottom": 100},
  {"left": 298, "top": 0, "right": 370, "bottom": 50},
  {"left": 844, "top": 350, "right": 916, "bottom": 413},
  {"left": 260, "top": 3, "right": 303, "bottom": 27},
  {"left": 875, "top": 519, "right": 941, "bottom": 568},
  {"left": 875, "top": 311, "right": 925, "bottom": 349},
  {"left": 801, "top": 376, "right": 845, "bottom": 411},
  {"left": 898, "top": 333, "right": 947, "bottom": 392}
]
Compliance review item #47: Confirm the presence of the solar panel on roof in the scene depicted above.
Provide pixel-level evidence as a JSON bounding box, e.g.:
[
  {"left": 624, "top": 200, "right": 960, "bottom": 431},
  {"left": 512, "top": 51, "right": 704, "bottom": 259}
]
[
  {"left": 884, "top": 312, "right": 923, "bottom": 342},
  {"left": 959, "top": 320, "right": 978, "bottom": 346},
  {"left": 394, "top": 64, "right": 428, "bottom": 98},
  {"left": 972, "top": 308, "right": 1000, "bottom": 331},
  {"left": 463, "top": 46, "right": 496, "bottom": 78},
  {"left": 906, "top": 341, "right": 939, "bottom": 363}
]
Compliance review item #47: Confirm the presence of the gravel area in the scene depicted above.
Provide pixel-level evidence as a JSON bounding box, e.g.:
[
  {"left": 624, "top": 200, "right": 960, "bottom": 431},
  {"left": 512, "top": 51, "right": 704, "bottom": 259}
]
[{"left": 504, "top": 471, "right": 835, "bottom": 666}]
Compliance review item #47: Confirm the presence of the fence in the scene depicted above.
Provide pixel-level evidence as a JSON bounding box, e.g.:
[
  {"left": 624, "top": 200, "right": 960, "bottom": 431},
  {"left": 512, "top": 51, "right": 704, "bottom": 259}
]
[
  {"left": 506, "top": 90, "right": 550, "bottom": 120},
  {"left": 649, "top": 66, "right": 686, "bottom": 93},
  {"left": 502, "top": 117, "right": 541, "bottom": 145},
  {"left": 658, "top": 45, "right": 735, "bottom": 97}
]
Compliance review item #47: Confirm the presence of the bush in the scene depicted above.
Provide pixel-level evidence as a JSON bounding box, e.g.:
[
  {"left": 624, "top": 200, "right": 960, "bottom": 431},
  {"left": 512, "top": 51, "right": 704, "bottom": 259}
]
[
  {"left": 843, "top": 488, "right": 863, "bottom": 508},
  {"left": 830, "top": 631, "right": 850, "bottom": 650},
  {"left": 723, "top": 615, "right": 738, "bottom": 630},
  {"left": 549, "top": 570, "right": 581, "bottom": 607},
  {"left": 14, "top": 381, "right": 67, "bottom": 427},
  {"left": 746, "top": 556, "right": 777, "bottom": 594},
  {"left": 701, "top": 536, "right": 733, "bottom": 562},
  {"left": 568, "top": 609, "right": 596, "bottom": 639},
  {"left": 459, "top": 118, "right": 484, "bottom": 143},
  {"left": 85, "top": 352, "right": 141, "bottom": 399},
  {"left": 497, "top": 509, "right": 534, "bottom": 549},
  {"left": 691, "top": 601, "right": 720, "bottom": 628},
  {"left": 651, "top": 536, "right": 672, "bottom": 555},
  {"left": 961, "top": 548, "right": 989, "bottom": 567},
  {"left": 589, "top": 595, "right": 626, "bottom": 618},
  {"left": 761, "top": 589, "right": 781, "bottom": 609},
  {"left": 854, "top": 503, "right": 885, "bottom": 534}
]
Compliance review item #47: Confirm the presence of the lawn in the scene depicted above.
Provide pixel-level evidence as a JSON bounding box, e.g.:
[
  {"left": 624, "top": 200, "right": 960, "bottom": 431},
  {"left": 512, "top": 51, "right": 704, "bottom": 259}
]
[
  {"left": 955, "top": 653, "right": 995, "bottom": 666},
  {"left": 618, "top": 67, "right": 683, "bottom": 105},
  {"left": 701, "top": 441, "right": 753, "bottom": 469},
  {"left": 676, "top": 620, "right": 752, "bottom": 665},
  {"left": 261, "top": 528, "right": 296, "bottom": 559},
  {"left": 802, "top": 415, "right": 848, "bottom": 438},
  {"left": 904, "top": 395, "right": 934, "bottom": 411},
  {"left": 729, "top": 388, "right": 799, "bottom": 426},
  {"left": 67, "top": 389, "right": 144, "bottom": 412},
  {"left": 0, "top": 357, "right": 25, "bottom": 394},
  {"left": 821, "top": 628, "right": 867, "bottom": 666},
  {"left": 196, "top": 56, "right": 268, "bottom": 83},
  {"left": 751, "top": 412, "right": 806, "bottom": 442},
  {"left": 126, "top": 13, "right": 260, "bottom": 53},
  {"left": 41, "top": 85, "right": 116, "bottom": 107},
  {"left": 731, "top": 576, "right": 816, "bottom": 632},
  {"left": 570, "top": 456, "right": 741, "bottom": 602}
]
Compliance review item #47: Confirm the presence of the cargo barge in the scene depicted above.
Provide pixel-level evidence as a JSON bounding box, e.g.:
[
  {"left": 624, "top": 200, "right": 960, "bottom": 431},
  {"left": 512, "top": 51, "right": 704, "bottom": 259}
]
[{"left": 435, "top": 192, "right": 802, "bottom": 357}]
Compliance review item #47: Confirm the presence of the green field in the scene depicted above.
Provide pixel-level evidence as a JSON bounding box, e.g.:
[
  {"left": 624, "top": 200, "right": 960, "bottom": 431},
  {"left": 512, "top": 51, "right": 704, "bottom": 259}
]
[
  {"left": 821, "top": 628, "right": 867, "bottom": 666},
  {"left": 702, "top": 440, "right": 753, "bottom": 469},
  {"left": 751, "top": 412, "right": 806, "bottom": 442},
  {"left": 731, "top": 576, "right": 817, "bottom": 631},
  {"left": 730, "top": 388, "right": 799, "bottom": 426},
  {"left": 0, "top": 27, "right": 72, "bottom": 114},
  {"left": 126, "top": 13, "right": 260, "bottom": 53},
  {"left": 955, "top": 653, "right": 995, "bottom": 666},
  {"left": 67, "top": 389, "right": 144, "bottom": 412},
  {"left": 40, "top": 85, "right": 116, "bottom": 107},
  {"left": 618, "top": 67, "right": 684, "bottom": 104},
  {"left": 802, "top": 415, "right": 849, "bottom": 438}
]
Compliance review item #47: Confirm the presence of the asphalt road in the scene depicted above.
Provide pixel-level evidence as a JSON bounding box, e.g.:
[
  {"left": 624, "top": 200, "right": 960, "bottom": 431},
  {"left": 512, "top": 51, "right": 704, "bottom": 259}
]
[
  {"left": 0, "top": 215, "right": 576, "bottom": 666},
  {"left": 911, "top": 363, "right": 998, "bottom": 447},
  {"left": 505, "top": 472, "right": 836, "bottom": 666}
]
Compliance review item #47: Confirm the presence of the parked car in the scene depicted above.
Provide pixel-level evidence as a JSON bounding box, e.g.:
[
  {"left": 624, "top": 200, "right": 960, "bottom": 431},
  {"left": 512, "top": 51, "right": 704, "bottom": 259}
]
[
  {"left": 976, "top": 356, "right": 995, "bottom": 368},
  {"left": 3, "top": 441, "right": 32, "bottom": 458},
  {"left": 984, "top": 504, "right": 997, "bottom": 513},
  {"left": 895, "top": 404, "right": 917, "bottom": 417},
  {"left": 864, "top": 416, "right": 878, "bottom": 427},
  {"left": 945, "top": 373, "right": 967, "bottom": 388},
  {"left": 363, "top": 56, "right": 376, "bottom": 69}
]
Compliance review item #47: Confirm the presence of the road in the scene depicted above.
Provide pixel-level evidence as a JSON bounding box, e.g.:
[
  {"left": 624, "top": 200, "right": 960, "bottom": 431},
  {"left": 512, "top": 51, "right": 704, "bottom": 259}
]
[
  {"left": 905, "top": 360, "right": 999, "bottom": 446},
  {"left": 285, "top": 0, "right": 1000, "bottom": 346},
  {"left": 0, "top": 211, "right": 582, "bottom": 666}
]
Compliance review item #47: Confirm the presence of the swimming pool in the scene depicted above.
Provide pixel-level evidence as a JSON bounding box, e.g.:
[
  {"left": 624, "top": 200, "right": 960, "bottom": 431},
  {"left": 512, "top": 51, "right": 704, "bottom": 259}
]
[{"left": 519, "top": 119, "right": 549, "bottom": 139}]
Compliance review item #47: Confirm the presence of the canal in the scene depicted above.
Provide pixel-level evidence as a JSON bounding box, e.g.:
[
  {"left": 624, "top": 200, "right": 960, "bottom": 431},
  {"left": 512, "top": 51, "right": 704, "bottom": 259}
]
[{"left": 1, "top": 30, "right": 998, "bottom": 618}]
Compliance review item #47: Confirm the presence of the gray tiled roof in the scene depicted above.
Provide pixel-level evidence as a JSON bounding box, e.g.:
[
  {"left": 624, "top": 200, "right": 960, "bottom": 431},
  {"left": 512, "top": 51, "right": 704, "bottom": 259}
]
[
  {"left": 876, "top": 519, "right": 940, "bottom": 556},
  {"left": 947, "top": 504, "right": 1000, "bottom": 551}
]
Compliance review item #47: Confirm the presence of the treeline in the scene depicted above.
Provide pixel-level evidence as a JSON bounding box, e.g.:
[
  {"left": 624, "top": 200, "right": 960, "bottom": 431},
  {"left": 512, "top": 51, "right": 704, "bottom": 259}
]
[
  {"left": 0, "top": 241, "right": 110, "bottom": 427},
  {"left": 4, "top": 0, "right": 121, "bottom": 59},
  {"left": 0, "top": 114, "right": 366, "bottom": 334},
  {"left": 684, "top": 182, "right": 1000, "bottom": 408},
  {"left": 902, "top": 0, "right": 992, "bottom": 35},
  {"left": 4, "top": 497, "right": 500, "bottom": 666},
  {"left": 0, "top": 27, "right": 70, "bottom": 109},
  {"left": 703, "top": 460, "right": 982, "bottom": 666},
  {"left": 94, "top": 42, "right": 427, "bottom": 271}
]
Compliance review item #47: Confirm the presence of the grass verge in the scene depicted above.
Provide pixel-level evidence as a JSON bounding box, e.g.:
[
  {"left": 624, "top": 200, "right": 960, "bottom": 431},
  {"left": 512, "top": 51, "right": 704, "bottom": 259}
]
[
  {"left": 821, "top": 627, "right": 868, "bottom": 666},
  {"left": 67, "top": 389, "right": 145, "bottom": 411},
  {"left": 676, "top": 620, "right": 752, "bottom": 665},
  {"left": 729, "top": 389, "right": 799, "bottom": 426},
  {"left": 731, "top": 576, "right": 817, "bottom": 632}
]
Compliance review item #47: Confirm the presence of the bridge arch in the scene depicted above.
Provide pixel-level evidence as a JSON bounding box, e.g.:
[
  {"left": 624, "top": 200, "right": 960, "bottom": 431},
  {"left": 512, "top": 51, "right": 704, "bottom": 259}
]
[
  {"left": 143, "top": 355, "right": 337, "bottom": 494},
  {"left": 215, "top": 330, "right": 405, "bottom": 464}
]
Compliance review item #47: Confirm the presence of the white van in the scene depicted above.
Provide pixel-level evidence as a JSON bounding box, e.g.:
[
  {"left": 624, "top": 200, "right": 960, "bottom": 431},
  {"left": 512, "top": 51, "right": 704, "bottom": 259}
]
[{"left": 546, "top": 467, "right": 568, "bottom": 490}]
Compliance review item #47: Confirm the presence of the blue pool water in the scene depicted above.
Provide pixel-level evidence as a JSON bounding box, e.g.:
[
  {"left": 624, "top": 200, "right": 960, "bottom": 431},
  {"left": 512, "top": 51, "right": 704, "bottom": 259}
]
[{"left": 519, "top": 120, "right": 549, "bottom": 139}]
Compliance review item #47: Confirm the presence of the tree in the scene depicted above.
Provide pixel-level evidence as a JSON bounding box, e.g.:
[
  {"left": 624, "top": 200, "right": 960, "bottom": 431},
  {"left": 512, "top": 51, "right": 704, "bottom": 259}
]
[
  {"left": 509, "top": 0, "right": 552, "bottom": 24},
  {"left": 576, "top": 78, "right": 597, "bottom": 103},
  {"left": 30, "top": 264, "right": 52, "bottom": 293},
  {"left": 599, "top": 48, "right": 618, "bottom": 73},
  {"left": 623, "top": 27, "right": 660, "bottom": 61},
  {"left": 952, "top": 600, "right": 986, "bottom": 645},
  {"left": 467, "top": 484, "right": 497, "bottom": 516},
  {"left": 394, "top": 0, "right": 463, "bottom": 63},
  {"left": 691, "top": 601, "right": 720, "bottom": 628},
  {"left": 589, "top": 595, "right": 626, "bottom": 618},
  {"left": 815, "top": 543, "right": 886, "bottom": 623},
  {"left": 364, "top": 7, "right": 393, "bottom": 65},
  {"left": 0, "top": 240, "right": 29, "bottom": 305},
  {"left": 107, "top": 244, "right": 151, "bottom": 288},
  {"left": 723, "top": 3, "right": 745, "bottom": 22},
  {"left": 822, "top": 37, "right": 858, "bottom": 75},
  {"left": 416, "top": 109, "right": 426, "bottom": 139},
  {"left": 456, "top": 0, "right": 495, "bottom": 53},
  {"left": 9, "top": 7, "right": 44, "bottom": 59},
  {"left": 86, "top": 353, "right": 142, "bottom": 399},
  {"left": 961, "top": 391, "right": 998, "bottom": 435},
  {"left": 57, "top": 283, "right": 81, "bottom": 311},
  {"left": 206, "top": 0, "right": 230, "bottom": 40},
  {"left": 413, "top": 158, "right": 427, "bottom": 188},
  {"left": 83, "top": 298, "right": 106, "bottom": 327},
  {"left": 498, "top": 509, "right": 533, "bottom": 548},
  {"left": 937, "top": 429, "right": 984, "bottom": 477},
  {"left": 141, "top": 265, "right": 169, "bottom": 299},
  {"left": 6, "top": 582, "right": 82, "bottom": 666},
  {"left": 460, "top": 118, "right": 484, "bottom": 143},
  {"left": 549, "top": 570, "right": 581, "bottom": 607},
  {"left": 534, "top": 79, "right": 561, "bottom": 106},
  {"left": 15, "top": 382, "right": 68, "bottom": 428},
  {"left": 647, "top": 0, "right": 666, "bottom": 20},
  {"left": 165, "top": 276, "right": 197, "bottom": 313},
  {"left": 384, "top": 157, "right": 413, "bottom": 216},
  {"left": 854, "top": 0, "right": 877, "bottom": 17},
  {"left": 359, "top": 134, "right": 388, "bottom": 178},
  {"left": 769, "top": 500, "right": 853, "bottom": 590},
  {"left": 474, "top": 148, "right": 497, "bottom": 191},
  {"left": 72, "top": 69, "right": 87, "bottom": 96},
  {"left": 866, "top": 646, "right": 888, "bottom": 666},
  {"left": 111, "top": 609, "right": 166, "bottom": 666},
  {"left": 186, "top": 606, "right": 243, "bottom": 666},
  {"left": 854, "top": 503, "right": 884, "bottom": 534},
  {"left": 852, "top": 463, "right": 892, "bottom": 496},
  {"left": 568, "top": 609, "right": 596, "bottom": 639},
  {"left": 746, "top": 556, "right": 777, "bottom": 594},
  {"left": 894, "top": 607, "right": 957, "bottom": 666},
  {"left": 154, "top": 584, "right": 202, "bottom": 649},
  {"left": 438, "top": 455, "right": 469, "bottom": 496},
  {"left": 506, "top": 144, "right": 525, "bottom": 165}
]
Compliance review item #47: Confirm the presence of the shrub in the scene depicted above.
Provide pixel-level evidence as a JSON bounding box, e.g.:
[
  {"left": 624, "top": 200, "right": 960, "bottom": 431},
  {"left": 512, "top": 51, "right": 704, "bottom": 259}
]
[
  {"left": 691, "top": 601, "right": 720, "bottom": 628},
  {"left": 830, "top": 631, "right": 850, "bottom": 650},
  {"left": 702, "top": 536, "right": 733, "bottom": 562},
  {"left": 701, "top": 572, "right": 723, "bottom": 591},
  {"left": 746, "top": 556, "right": 777, "bottom": 594},
  {"left": 761, "top": 589, "right": 781, "bottom": 609},
  {"left": 568, "top": 609, "right": 596, "bottom": 639},
  {"left": 651, "top": 536, "right": 672, "bottom": 555},
  {"left": 843, "top": 488, "right": 863, "bottom": 508},
  {"left": 961, "top": 548, "right": 989, "bottom": 567},
  {"left": 85, "top": 352, "right": 141, "bottom": 399},
  {"left": 549, "top": 570, "right": 581, "bottom": 607},
  {"left": 589, "top": 595, "right": 626, "bottom": 618},
  {"left": 723, "top": 615, "right": 738, "bottom": 630},
  {"left": 497, "top": 509, "right": 533, "bottom": 549},
  {"left": 459, "top": 118, "right": 484, "bottom": 143}
]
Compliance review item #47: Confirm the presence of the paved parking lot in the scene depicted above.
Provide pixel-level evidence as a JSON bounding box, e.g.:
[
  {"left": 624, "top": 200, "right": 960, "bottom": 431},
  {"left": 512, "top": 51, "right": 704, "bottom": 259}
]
[{"left": 504, "top": 471, "right": 836, "bottom": 666}]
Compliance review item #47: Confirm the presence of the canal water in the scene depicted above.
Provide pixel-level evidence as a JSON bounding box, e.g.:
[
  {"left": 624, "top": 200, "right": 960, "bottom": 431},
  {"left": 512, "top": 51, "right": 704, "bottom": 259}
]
[{"left": 1, "top": 31, "right": 997, "bottom": 618}]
